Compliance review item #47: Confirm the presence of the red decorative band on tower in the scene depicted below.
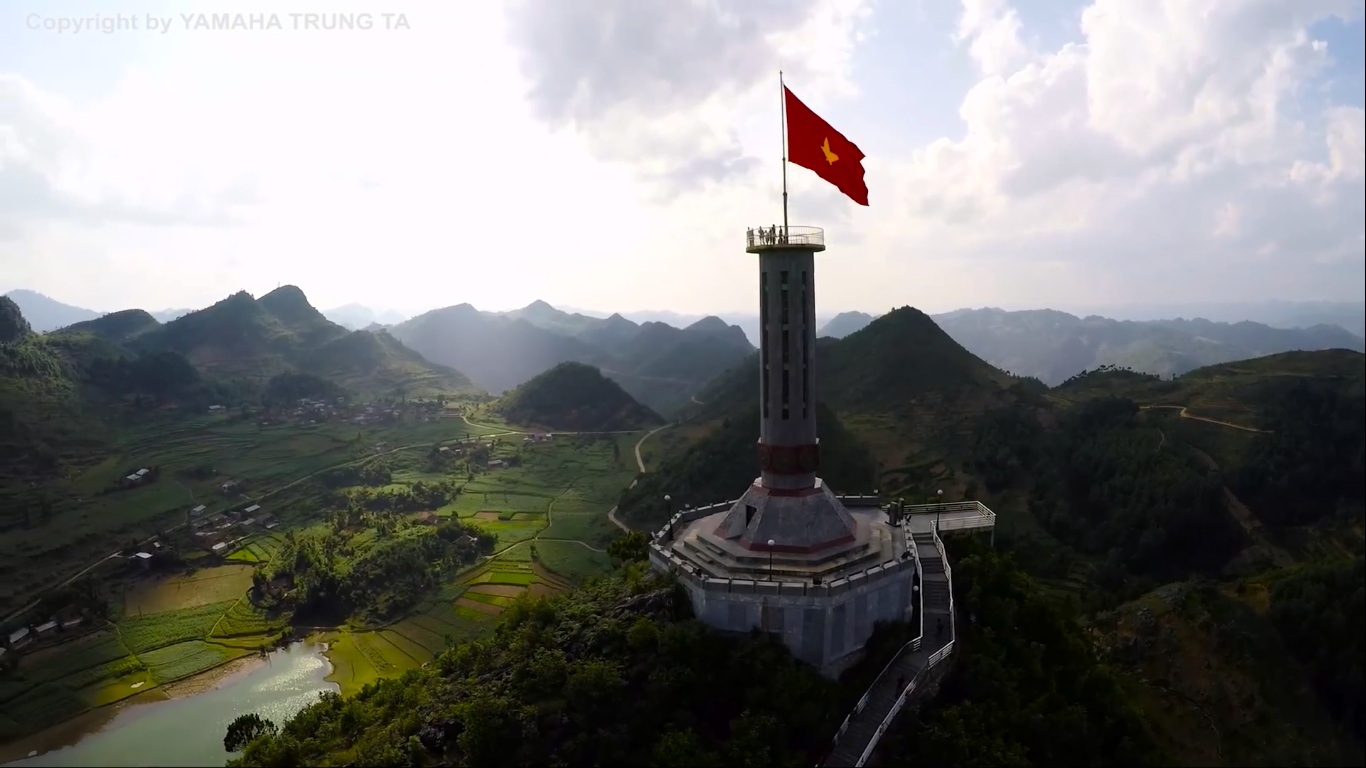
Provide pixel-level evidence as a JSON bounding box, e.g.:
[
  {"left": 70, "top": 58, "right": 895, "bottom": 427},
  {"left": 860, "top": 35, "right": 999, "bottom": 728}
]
[{"left": 756, "top": 441, "right": 821, "bottom": 475}]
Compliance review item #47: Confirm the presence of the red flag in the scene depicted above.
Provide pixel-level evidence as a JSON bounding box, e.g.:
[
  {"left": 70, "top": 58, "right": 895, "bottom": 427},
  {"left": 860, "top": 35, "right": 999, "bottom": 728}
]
[{"left": 784, "top": 86, "right": 868, "bottom": 206}]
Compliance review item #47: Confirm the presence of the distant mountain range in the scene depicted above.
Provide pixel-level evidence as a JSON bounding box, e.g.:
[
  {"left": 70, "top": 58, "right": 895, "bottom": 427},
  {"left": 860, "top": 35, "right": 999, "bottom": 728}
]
[
  {"left": 387, "top": 300, "right": 754, "bottom": 414},
  {"left": 8, "top": 289, "right": 1363, "bottom": 390},
  {"left": 323, "top": 303, "right": 410, "bottom": 330},
  {"left": 38, "top": 286, "right": 475, "bottom": 396},
  {"left": 809, "top": 307, "right": 1364, "bottom": 386},
  {"left": 2, "top": 290, "right": 192, "bottom": 332}
]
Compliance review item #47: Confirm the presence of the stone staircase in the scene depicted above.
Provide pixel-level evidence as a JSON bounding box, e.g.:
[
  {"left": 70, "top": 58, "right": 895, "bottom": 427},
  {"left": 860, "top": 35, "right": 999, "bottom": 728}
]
[{"left": 820, "top": 530, "right": 956, "bottom": 767}]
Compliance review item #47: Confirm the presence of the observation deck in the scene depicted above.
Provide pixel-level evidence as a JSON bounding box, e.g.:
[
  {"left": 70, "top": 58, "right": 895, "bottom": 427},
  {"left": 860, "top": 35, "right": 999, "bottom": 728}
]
[{"left": 746, "top": 225, "right": 826, "bottom": 253}]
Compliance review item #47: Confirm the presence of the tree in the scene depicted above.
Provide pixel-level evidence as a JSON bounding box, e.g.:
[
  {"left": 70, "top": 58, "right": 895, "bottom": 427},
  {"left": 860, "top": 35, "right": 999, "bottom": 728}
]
[
  {"left": 608, "top": 531, "right": 649, "bottom": 567},
  {"left": 224, "top": 713, "right": 277, "bottom": 752}
]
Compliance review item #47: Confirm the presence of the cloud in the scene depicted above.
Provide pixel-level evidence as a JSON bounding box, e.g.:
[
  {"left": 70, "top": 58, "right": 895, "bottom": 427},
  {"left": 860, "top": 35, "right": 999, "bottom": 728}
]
[
  {"left": 503, "top": 0, "right": 874, "bottom": 197},
  {"left": 0, "top": 74, "right": 250, "bottom": 238},
  {"left": 870, "top": 0, "right": 1366, "bottom": 309}
]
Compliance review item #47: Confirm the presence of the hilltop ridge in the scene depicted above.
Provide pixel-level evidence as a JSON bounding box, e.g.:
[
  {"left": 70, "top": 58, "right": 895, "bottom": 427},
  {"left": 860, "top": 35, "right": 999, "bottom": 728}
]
[
  {"left": 389, "top": 300, "right": 754, "bottom": 414},
  {"left": 494, "top": 362, "right": 663, "bottom": 432}
]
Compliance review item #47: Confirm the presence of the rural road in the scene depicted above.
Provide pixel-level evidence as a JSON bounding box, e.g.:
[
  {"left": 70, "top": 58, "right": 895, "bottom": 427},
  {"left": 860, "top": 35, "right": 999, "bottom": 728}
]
[
  {"left": 1139, "top": 405, "right": 1270, "bottom": 434},
  {"left": 461, "top": 414, "right": 649, "bottom": 438},
  {"left": 633, "top": 424, "right": 671, "bottom": 473},
  {"left": 609, "top": 422, "right": 675, "bottom": 534}
]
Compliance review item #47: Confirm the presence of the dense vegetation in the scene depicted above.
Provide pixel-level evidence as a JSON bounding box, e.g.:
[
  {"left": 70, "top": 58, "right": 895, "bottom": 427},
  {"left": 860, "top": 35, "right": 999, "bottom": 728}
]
[
  {"left": 228, "top": 535, "right": 1171, "bottom": 767},
  {"left": 265, "top": 372, "right": 346, "bottom": 405},
  {"left": 972, "top": 397, "right": 1244, "bottom": 584},
  {"left": 495, "top": 362, "right": 663, "bottom": 431},
  {"left": 271, "top": 520, "right": 495, "bottom": 622},
  {"left": 229, "top": 570, "right": 844, "bottom": 766},
  {"left": 0, "top": 296, "right": 31, "bottom": 343},
  {"left": 1268, "top": 557, "right": 1365, "bottom": 739},
  {"left": 1233, "top": 378, "right": 1366, "bottom": 526},
  {"left": 881, "top": 539, "right": 1163, "bottom": 767}
]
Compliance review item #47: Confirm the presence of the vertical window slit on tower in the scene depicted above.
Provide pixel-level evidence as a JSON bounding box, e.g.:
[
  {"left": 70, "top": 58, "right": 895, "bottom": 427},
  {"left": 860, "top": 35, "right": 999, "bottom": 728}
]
[
  {"left": 802, "top": 273, "right": 810, "bottom": 418},
  {"left": 760, "top": 271, "right": 769, "bottom": 418},
  {"left": 782, "top": 326, "right": 791, "bottom": 419}
]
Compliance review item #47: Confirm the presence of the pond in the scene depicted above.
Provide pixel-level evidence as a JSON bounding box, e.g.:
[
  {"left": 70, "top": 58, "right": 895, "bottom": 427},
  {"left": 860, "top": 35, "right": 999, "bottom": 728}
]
[{"left": 5, "top": 641, "right": 336, "bottom": 768}]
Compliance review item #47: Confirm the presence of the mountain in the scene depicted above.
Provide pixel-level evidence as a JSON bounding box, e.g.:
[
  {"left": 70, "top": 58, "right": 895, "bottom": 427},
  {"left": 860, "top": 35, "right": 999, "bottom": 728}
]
[
  {"left": 47, "top": 286, "right": 476, "bottom": 397},
  {"left": 388, "top": 300, "right": 755, "bottom": 414},
  {"left": 674, "top": 306, "right": 1025, "bottom": 515},
  {"left": 2, "top": 290, "right": 100, "bottom": 333},
  {"left": 494, "top": 362, "right": 664, "bottom": 432},
  {"left": 1074, "top": 300, "right": 1366, "bottom": 338},
  {"left": 0, "top": 297, "right": 32, "bottom": 343},
  {"left": 629, "top": 309, "right": 1365, "bottom": 765},
  {"left": 389, "top": 303, "right": 604, "bottom": 394},
  {"left": 302, "top": 328, "right": 474, "bottom": 396},
  {"left": 499, "top": 300, "right": 602, "bottom": 337},
  {"left": 60, "top": 309, "right": 161, "bottom": 343},
  {"left": 0, "top": 300, "right": 108, "bottom": 481},
  {"left": 150, "top": 308, "right": 193, "bottom": 323},
  {"left": 932, "top": 307, "right": 1366, "bottom": 385},
  {"left": 323, "top": 303, "right": 409, "bottom": 330},
  {"left": 818, "top": 311, "right": 878, "bottom": 338}
]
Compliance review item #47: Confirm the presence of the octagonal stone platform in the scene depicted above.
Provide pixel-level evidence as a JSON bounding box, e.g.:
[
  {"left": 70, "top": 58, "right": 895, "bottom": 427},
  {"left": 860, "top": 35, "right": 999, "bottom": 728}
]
[{"left": 649, "top": 479, "right": 917, "bottom": 676}]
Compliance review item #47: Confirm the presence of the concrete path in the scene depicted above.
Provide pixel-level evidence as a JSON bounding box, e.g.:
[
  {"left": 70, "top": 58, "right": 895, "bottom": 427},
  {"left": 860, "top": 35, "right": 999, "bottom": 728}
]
[{"left": 822, "top": 534, "right": 954, "bottom": 767}]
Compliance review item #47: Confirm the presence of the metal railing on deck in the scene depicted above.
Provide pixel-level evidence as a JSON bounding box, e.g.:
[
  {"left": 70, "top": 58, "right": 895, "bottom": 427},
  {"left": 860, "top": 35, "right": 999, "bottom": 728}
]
[{"left": 746, "top": 225, "right": 825, "bottom": 250}]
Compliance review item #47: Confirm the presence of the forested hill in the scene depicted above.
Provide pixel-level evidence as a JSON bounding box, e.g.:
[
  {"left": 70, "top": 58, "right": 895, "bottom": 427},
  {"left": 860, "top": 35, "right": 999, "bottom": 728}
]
[
  {"left": 623, "top": 339, "right": 1365, "bottom": 765},
  {"left": 226, "top": 541, "right": 1163, "bottom": 767},
  {"left": 494, "top": 362, "right": 664, "bottom": 432}
]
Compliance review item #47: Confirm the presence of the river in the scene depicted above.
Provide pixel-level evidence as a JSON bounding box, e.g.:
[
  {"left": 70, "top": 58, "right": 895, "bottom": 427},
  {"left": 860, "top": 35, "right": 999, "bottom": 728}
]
[{"left": 4, "top": 642, "right": 337, "bottom": 768}]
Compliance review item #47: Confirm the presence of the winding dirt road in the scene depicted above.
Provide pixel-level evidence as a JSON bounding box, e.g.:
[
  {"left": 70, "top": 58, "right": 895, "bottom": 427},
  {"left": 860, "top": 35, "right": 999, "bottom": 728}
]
[{"left": 1138, "top": 405, "right": 1270, "bottom": 434}]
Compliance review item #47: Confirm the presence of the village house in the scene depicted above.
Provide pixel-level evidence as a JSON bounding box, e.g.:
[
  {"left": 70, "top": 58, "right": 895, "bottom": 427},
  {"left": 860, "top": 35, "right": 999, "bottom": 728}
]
[
  {"left": 211, "top": 541, "right": 229, "bottom": 554},
  {"left": 487, "top": 459, "right": 507, "bottom": 469},
  {"left": 414, "top": 511, "right": 438, "bottom": 526},
  {"left": 208, "top": 404, "right": 226, "bottom": 413},
  {"left": 60, "top": 616, "right": 85, "bottom": 632},
  {"left": 221, "top": 480, "right": 239, "bottom": 493},
  {"left": 131, "top": 551, "right": 154, "bottom": 569},
  {"left": 34, "top": 620, "right": 58, "bottom": 638},
  {"left": 7, "top": 627, "right": 30, "bottom": 650}
]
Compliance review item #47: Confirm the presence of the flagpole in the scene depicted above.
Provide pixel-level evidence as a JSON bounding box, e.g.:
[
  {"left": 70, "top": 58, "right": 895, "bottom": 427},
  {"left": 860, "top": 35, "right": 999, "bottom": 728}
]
[{"left": 780, "top": 70, "right": 789, "bottom": 236}]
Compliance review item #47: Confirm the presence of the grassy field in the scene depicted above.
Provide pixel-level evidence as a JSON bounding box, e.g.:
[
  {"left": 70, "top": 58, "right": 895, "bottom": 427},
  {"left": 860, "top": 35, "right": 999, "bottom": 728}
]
[
  {"left": 0, "top": 412, "right": 643, "bottom": 741},
  {"left": 0, "top": 414, "right": 506, "bottom": 616},
  {"left": 0, "top": 596, "right": 279, "bottom": 741},
  {"left": 324, "top": 555, "right": 576, "bottom": 697}
]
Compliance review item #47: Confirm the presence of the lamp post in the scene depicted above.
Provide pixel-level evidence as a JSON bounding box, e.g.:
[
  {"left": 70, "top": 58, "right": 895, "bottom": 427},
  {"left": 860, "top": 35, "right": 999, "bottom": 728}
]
[
  {"left": 935, "top": 489, "right": 943, "bottom": 533},
  {"left": 664, "top": 494, "right": 673, "bottom": 540},
  {"left": 767, "top": 538, "right": 776, "bottom": 581}
]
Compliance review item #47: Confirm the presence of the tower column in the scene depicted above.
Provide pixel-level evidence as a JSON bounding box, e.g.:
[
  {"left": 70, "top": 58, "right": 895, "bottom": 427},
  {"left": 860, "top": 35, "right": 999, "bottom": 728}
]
[{"left": 754, "top": 243, "right": 821, "bottom": 490}]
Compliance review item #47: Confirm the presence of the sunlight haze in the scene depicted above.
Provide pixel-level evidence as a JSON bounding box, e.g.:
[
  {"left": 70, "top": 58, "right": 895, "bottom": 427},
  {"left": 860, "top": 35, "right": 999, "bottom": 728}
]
[{"left": 2, "top": 0, "right": 1364, "bottom": 318}]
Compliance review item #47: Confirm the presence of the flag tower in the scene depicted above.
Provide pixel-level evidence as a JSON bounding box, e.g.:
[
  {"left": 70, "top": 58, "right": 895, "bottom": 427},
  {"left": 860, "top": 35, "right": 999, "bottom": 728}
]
[{"left": 647, "top": 76, "right": 915, "bottom": 677}]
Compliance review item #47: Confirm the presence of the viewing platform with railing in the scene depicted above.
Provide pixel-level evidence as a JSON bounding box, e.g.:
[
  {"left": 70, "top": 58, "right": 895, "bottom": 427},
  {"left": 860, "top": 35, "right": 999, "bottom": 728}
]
[
  {"left": 746, "top": 225, "right": 826, "bottom": 253},
  {"left": 901, "top": 500, "right": 996, "bottom": 535}
]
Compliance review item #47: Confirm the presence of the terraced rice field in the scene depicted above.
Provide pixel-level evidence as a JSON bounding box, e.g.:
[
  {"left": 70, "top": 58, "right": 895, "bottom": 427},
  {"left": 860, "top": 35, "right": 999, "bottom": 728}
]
[{"left": 0, "top": 597, "right": 277, "bottom": 742}]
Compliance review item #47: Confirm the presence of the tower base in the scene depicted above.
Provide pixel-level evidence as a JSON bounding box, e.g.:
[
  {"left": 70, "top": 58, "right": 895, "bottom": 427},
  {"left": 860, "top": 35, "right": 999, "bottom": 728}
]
[{"left": 649, "top": 487, "right": 915, "bottom": 676}]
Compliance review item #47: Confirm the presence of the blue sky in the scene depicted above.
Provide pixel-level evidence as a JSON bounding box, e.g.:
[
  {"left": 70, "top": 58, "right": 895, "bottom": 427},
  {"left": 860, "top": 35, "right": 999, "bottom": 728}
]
[{"left": 1, "top": 0, "right": 1363, "bottom": 317}]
